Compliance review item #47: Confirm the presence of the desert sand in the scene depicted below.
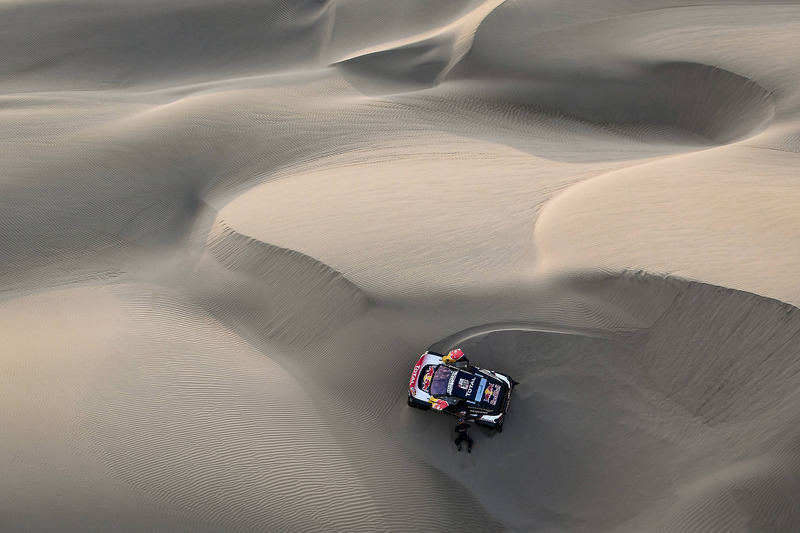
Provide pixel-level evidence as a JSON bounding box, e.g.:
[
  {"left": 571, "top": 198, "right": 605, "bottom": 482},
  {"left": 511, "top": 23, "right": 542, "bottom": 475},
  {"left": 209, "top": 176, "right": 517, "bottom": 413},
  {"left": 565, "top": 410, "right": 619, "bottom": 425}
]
[{"left": 3, "top": 1, "right": 800, "bottom": 531}]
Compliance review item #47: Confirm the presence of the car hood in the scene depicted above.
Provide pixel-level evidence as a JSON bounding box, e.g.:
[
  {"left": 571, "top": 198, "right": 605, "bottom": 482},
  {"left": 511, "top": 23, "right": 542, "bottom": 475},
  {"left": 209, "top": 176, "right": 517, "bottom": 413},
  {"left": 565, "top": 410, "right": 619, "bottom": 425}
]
[{"left": 448, "top": 370, "right": 505, "bottom": 407}]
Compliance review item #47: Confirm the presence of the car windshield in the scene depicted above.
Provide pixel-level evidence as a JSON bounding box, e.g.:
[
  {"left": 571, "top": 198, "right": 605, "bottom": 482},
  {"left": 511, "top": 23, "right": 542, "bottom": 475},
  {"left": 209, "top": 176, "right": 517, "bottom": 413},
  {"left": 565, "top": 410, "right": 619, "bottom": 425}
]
[{"left": 430, "top": 366, "right": 453, "bottom": 396}]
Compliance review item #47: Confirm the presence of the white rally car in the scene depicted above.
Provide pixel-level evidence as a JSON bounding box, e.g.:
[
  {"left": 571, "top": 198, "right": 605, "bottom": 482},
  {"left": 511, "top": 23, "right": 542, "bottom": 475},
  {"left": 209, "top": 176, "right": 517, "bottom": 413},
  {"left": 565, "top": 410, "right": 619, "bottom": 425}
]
[{"left": 407, "top": 349, "right": 517, "bottom": 431}]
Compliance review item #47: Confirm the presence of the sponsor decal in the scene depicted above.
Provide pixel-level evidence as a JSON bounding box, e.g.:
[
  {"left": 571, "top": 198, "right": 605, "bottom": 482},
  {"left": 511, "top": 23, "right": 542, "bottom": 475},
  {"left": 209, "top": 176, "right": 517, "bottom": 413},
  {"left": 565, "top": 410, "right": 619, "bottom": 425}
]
[
  {"left": 429, "top": 398, "right": 449, "bottom": 411},
  {"left": 458, "top": 378, "right": 470, "bottom": 390},
  {"left": 443, "top": 348, "right": 464, "bottom": 363},
  {"left": 409, "top": 361, "right": 422, "bottom": 393},
  {"left": 483, "top": 384, "right": 501, "bottom": 405},
  {"left": 421, "top": 366, "right": 436, "bottom": 392},
  {"left": 483, "top": 384, "right": 494, "bottom": 402},
  {"left": 474, "top": 378, "right": 487, "bottom": 400},
  {"left": 446, "top": 348, "right": 464, "bottom": 361},
  {"left": 466, "top": 377, "right": 477, "bottom": 395},
  {"left": 447, "top": 372, "right": 458, "bottom": 393}
]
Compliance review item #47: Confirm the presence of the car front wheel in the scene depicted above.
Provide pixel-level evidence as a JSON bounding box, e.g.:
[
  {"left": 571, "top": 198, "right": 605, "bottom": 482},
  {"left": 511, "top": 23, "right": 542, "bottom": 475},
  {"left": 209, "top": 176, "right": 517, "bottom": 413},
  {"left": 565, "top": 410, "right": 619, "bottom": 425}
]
[{"left": 408, "top": 396, "right": 431, "bottom": 410}]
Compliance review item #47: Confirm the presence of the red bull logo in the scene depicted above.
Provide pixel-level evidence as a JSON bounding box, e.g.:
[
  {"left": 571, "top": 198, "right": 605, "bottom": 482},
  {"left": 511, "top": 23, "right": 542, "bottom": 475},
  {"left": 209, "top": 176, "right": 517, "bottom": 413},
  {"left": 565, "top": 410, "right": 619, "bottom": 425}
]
[
  {"left": 483, "top": 384, "right": 494, "bottom": 402},
  {"left": 421, "top": 366, "right": 436, "bottom": 392},
  {"left": 429, "top": 398, "right": 449, "bottom": 411},
  {"left": 483, "top": 384, "right": 500, "bottom": 405},
  {"left": 443, "top": 348, "right": 465, "bottom": 363}
]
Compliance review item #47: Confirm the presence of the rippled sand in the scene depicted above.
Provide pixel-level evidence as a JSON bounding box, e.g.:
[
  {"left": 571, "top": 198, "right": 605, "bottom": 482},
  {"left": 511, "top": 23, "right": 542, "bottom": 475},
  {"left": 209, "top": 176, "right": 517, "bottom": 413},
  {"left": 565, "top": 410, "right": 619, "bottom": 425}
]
[{"left": 3, "top": 1, "right": 800, "bottom": 531}]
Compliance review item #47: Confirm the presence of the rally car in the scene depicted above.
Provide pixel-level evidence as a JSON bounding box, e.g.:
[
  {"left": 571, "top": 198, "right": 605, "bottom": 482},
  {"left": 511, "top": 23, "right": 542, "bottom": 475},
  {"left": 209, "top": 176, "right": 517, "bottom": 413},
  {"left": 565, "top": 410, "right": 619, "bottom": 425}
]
[{"left": 407, "top": 349, "right": 517, "bottom": 431}]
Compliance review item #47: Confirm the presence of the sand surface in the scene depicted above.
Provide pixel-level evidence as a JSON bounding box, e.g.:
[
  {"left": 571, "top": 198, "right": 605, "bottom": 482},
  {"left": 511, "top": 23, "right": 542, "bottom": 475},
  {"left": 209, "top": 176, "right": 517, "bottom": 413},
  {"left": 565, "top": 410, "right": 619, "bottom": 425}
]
[{"left": 3, "top": 1, "right": 800, "bottom": 531}]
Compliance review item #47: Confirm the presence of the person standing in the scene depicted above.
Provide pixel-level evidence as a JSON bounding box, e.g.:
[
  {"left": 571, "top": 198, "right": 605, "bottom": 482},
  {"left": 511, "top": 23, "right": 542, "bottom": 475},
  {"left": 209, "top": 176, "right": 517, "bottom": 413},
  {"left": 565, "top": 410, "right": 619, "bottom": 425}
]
[{"left": 454, "top": 418, "right": 473, "bottom": 453}]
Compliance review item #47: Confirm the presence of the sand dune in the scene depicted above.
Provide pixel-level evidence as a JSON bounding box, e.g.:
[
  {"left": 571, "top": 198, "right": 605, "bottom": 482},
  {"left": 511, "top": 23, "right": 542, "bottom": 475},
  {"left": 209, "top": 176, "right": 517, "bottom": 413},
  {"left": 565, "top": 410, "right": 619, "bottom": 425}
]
[
  {"left": 4, "top": 1, "right": 800, "bottom": 531},
  {"left": 334, "top": 0, "right": 504, "bottom": 92}
]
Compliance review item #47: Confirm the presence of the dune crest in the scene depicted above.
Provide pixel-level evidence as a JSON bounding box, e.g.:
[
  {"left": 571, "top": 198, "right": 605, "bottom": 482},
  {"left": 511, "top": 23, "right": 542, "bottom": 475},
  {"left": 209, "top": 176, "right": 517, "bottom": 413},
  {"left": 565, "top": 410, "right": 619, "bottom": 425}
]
[{"left": 333, "top": 0, "right": 505, "bottom": 93}]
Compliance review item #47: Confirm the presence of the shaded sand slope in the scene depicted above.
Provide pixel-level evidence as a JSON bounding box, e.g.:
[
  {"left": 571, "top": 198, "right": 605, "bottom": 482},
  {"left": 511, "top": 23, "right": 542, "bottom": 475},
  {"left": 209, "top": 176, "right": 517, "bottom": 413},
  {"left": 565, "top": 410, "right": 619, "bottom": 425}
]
[
  {"left": 3, "top": 0, "right": 800, "bottom": 532},
  {"left": 415, "top": 281, "right": 800, "bottom": 532}
]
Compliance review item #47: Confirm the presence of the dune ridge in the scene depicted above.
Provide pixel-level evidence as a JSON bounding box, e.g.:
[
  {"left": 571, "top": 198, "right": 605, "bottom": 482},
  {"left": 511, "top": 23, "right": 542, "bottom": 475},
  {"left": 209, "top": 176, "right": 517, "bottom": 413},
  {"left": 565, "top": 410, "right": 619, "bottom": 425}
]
[
  {"left": 333, "top": 0, "right": 505, "bottom": 93},
  {"left": 197, "top": 218, "right": 370, "bottom": 348}
]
